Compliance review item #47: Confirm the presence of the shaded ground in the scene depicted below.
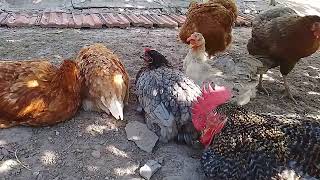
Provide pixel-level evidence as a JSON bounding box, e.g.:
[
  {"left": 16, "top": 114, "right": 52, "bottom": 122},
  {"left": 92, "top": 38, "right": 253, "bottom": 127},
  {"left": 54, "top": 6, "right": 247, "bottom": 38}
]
[{"left": 0, "top": 26, "right": 319, "bottom": 180}]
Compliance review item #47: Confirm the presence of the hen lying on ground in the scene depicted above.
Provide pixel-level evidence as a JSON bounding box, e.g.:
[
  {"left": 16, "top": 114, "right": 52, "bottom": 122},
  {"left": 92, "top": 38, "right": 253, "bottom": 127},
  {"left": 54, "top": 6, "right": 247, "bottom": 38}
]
[
  {"left": 76, "top": 43, "right": 129, "bottom": 120},
  {"left": 135, "top": 48, "right": 201, "bottom": 142},
  {"left": 184, "top": 32, "right": 259, "bottom": 105},
  {"left": 0, "top": 59, "right": 82, "bottom": 128},
  {"left": 247, "top": 7, "right": 320, "bottom": 103},
  {"left": 179, "top": 0, "right": 238, "bottom": 57},
  {"left": 183, "top": 84, "right": 320, "bottom": 179}
]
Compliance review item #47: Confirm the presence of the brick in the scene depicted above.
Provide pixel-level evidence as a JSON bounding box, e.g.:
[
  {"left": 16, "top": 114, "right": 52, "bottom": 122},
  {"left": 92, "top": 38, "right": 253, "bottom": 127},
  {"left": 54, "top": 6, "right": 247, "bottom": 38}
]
[
  {"left": 145, "top": 14, "right": 178, "bottom": 28},
  {"left": 160, "top": 15, "right": 179, "bottom": 28},
  {"left": 6, "top": 13, "right": 39, "bottom": 27},
  {"left": 40, "top": 12, "right": 50, "bottom": 27},
  {"left": 0, "top": 12, "right": 9, "bottom": 26},
  {"left": 80, "top": 13, "right": 103, "bottom": 28},
  {"left": 151, "top": 14, "right": 177, "bottom": 28},
  {"left": 115, "top": 14, "right": 130, "bottom": 26},
  {"left": 79, "top": 13, "right": 103, "bottom": 28},
  {"left": 125, "top": 14, "right": 143, "bottom": 27},
  {"left": 167, "top": 14, "right": 185, "bottom": 26},
  {"left": 100, "top": 13, "right": 130, "bottom": 28},
  {"left": 72, "top": 13, "right": 83, "bottom": 28},
  {"left": 67, "top": 13, "right": 75, "bottom": 28},
  {"left": 40, "top": 12, "right": 70, "bottom": 28},
  {"left": 143, "top": 14, "right": 165, "bottom": 28},
  {"left": 50, "top": 12, "right": 67, "bottom": 28},
  {"left": 125, "top": 14, "right": 153, "bottom": 28},
  {"left": 136, "top": 14, "right": 153, "bottom": 28},
  {"left": 90, "top": 13, "right": 104, "bottom": 28},
  {"left": 61, "top": 13, "right": 70, "bottom": 27}
]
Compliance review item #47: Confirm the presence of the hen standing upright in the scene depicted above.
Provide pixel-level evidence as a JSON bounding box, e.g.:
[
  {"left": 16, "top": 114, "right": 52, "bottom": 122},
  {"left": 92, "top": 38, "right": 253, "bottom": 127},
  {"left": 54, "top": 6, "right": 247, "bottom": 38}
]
[
  {"left": 189, "top": 85, "right": 320, "bottom": 179},
  {"left": 135, "top": 48, "right": 201, "bottom": 142},
  {"left": 247, "top": 7, "right": 320, "bottom": 103},
  {"left": 179, "top": 0, "right": 238, "bottom": 57},
  {"left": 76, "top": 43, "right": 129, "bottom": 120},
  {"left": 0, "top": 59, "right": 82, "bottom": 128}
]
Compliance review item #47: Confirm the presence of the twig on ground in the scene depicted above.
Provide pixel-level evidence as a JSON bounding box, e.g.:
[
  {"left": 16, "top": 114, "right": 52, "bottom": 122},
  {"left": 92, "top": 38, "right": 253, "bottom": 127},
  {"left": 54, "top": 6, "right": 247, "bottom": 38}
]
[{"left": 14, "top": 149, "right": 31, "bottom": 171}]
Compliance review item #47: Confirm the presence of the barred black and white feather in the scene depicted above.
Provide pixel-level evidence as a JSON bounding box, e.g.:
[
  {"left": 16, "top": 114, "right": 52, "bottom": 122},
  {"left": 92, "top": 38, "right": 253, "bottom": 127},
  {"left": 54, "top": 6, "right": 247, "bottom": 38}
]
[
  {"left": 201, "top": 104, "right": 320, "bottom": 179},
  {"left": 135, "top": 49, "right": 201, "bottom": 142}
]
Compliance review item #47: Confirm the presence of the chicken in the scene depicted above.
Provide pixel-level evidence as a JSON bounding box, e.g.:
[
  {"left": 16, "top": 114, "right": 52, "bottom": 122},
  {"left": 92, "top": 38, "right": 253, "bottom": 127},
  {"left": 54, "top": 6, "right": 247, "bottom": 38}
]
[
  {"left": 179, "top": 0, "right": 238, "bottom": 57},
  {"left": 247, "top": 7, "right": 320, "bottom": 103},
  {"left": 76, "top": 43, "right": 129, "bottom": 120},
  {"left": 0, "top": 59, "right": 82, "bottom": 128},
  {"left": 184, "top": 32, "right": 259, "bottom": 105},
  {"left": 188, "top": 85, "right": 320, "bottom": 179},
  {"left": 135, "top": 48, "right": 201, "bottom": 142}
]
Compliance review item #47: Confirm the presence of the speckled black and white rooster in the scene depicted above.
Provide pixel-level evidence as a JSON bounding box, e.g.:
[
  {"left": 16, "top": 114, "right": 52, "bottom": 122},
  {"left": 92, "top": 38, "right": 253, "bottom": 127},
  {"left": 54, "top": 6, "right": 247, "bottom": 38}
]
[
  {"left": 135, "top": 48, "right": 202, "bottom": 143},
  {"left": 190, "top": 85, "right": 320, "bottom": 179}
]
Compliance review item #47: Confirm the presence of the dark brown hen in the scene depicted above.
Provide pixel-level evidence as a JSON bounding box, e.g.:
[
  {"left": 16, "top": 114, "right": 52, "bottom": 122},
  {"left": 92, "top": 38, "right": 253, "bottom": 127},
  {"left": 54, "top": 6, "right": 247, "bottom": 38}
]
[{"left": 247, "top": 7, "right": 320, "bottom": 103}]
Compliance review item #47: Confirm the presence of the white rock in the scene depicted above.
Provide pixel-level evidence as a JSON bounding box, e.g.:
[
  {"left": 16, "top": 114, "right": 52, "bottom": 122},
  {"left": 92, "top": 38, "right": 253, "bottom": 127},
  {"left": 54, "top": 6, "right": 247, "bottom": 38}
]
[
  {"left": 139, "top": 160, "right": 161, "bottom": 180},
  {"left": 125, "top": 121, "right": 158, "bottom": 153}
]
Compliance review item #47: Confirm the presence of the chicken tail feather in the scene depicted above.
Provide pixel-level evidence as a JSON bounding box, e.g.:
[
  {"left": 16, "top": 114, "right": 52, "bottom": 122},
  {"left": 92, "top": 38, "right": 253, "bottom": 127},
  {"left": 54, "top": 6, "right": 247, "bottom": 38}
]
[{"left": 101, "top": 96, "right": 124, "bottom": 120}]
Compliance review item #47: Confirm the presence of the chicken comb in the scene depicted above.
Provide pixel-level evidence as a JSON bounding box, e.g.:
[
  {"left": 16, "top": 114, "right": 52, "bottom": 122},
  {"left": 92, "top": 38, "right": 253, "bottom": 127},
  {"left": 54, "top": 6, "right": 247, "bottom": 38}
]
[
  {"left": 192, "top": 83, "right": 232, "bottom": 131},
  {"left": 144, "top": 47, "right": 151, "bottom": 52}
]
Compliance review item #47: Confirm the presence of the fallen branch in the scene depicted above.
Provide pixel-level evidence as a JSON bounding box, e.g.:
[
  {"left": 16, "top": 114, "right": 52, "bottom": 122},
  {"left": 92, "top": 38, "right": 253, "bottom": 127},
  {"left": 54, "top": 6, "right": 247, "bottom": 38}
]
[{"left": 14, "top": 149, "right": 31, "bottom": 171}]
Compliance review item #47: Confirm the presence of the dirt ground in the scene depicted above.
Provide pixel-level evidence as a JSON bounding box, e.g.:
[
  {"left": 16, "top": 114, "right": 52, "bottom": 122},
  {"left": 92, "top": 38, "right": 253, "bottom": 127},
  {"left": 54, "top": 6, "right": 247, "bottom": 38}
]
[{"left": 0, "top": 27, "right": 319, "bottom": 180}]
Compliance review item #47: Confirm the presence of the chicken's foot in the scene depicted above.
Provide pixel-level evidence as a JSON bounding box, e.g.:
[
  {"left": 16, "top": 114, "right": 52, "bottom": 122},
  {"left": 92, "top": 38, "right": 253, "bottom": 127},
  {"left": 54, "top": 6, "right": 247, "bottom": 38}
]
[
  {"left": 281, "top": 75, "right": 297, "bottom": 104},
  {"left": 257, "top": 74, "right": 270, "bottom": 96}
]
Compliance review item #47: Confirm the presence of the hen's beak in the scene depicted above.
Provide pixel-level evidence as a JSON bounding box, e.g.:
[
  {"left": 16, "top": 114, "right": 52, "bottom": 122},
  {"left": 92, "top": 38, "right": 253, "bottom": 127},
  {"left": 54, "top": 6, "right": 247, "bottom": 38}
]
[
  {"left": 187, "top": 35, "right": 198, "bottom": 47},
  {"left": 187, "top": 35, "right": 196, "bottom": 43}
]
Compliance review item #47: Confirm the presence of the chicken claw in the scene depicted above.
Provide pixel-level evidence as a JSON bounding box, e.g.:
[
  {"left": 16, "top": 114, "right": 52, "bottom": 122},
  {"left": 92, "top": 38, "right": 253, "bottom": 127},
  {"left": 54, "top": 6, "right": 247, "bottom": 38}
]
[
  {"left": 257, "top": 74, "right": 270, "bottom": 96},
  {"left": 281, "top": 75, "right": 297, "bottom": 104},
  {"left": 281, "top": 90, "right": 297, "bottom": 104},
  {"left": 257, "top": 84, "right": 270, "bottom": 96}
]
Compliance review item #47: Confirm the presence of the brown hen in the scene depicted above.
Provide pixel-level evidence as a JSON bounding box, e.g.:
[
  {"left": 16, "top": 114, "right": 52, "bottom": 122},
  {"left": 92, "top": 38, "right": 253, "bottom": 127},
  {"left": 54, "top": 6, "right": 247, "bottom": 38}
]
[
  {"left": 247, "top": 7, "right": 320, "bottom": 103},
  {"left": 0, "top": 59, "right": 82, "bottom": 128},
  {"left": 76, "top": 43, "right": 129, "bottom": 120},
  {"left": 179, "top": 0, "right": 238, "bottom": 57}
]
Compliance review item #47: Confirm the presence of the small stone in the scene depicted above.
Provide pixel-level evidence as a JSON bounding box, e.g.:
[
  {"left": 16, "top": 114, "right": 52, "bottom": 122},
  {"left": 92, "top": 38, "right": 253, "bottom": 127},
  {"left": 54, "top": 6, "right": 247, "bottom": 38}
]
[
  {"left": 156, "top": 157, "right": 164, "bottom": 164},
  {"left": 91, "top": 150, "right": 101, "bottom": 158},
  {"left": 125, "top": 121, "right": 159, "bottom": 153},
  {"left": 55, "top": 131, "right": 60, "bottom": 136},
  {"left": 75, "top": 149, "right": 83, "bottom": 153},
  {"left": 33, "top": 171, "right": 40, "bottom": 176},
  {"left": 136, "top": 106, "right": 143, "bottom": 113},
  {"left": 139, "top": 160, "right": 161, "bottom": 180}
]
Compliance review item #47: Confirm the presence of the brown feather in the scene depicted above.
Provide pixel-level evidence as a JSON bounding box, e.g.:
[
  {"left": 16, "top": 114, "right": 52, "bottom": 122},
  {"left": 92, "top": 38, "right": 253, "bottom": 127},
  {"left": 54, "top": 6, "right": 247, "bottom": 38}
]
[
  {"left": 0, "top": 59, "right": 82, "bottom": 128},
  {"left": 76, "top": 43, "right": 129, "bottom": 120},
  {"left": 248, "top": 13, "right": 320, "bottom": 75},
  {"left": 179, "top": 0, "right": 237, "bottom": 57}
]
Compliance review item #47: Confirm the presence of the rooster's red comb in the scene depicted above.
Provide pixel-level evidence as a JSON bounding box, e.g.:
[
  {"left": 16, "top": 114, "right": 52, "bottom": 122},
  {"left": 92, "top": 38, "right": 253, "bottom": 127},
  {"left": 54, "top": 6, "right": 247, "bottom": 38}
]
[
  {"left": 192, "top": 83, "right": 232, "bottom": 131},
  {"left": 144, "top": 47, "right": 151, "bottom": 52}
]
